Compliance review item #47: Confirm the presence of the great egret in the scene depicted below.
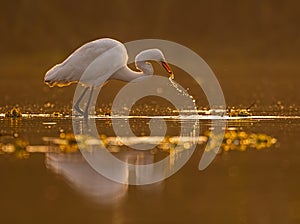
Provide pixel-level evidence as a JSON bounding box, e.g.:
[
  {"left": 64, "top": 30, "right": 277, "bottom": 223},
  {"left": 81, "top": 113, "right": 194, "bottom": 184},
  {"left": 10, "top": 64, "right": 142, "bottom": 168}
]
[{"left": 44, "top": 38, "right": 174, "bottom": 116}]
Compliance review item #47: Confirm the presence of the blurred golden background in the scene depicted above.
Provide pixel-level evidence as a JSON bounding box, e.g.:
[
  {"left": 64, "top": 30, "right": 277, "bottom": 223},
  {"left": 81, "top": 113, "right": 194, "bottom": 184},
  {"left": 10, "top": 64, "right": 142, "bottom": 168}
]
[{"left": 0, "top": 0, "right": 299, "bottom": 110}]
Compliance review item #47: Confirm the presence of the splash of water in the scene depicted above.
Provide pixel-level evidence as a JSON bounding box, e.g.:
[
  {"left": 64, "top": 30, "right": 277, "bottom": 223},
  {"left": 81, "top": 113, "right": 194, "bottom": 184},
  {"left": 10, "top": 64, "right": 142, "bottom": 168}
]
[{"left": 168, "top": 74, "right": 196, "bottom": 104}]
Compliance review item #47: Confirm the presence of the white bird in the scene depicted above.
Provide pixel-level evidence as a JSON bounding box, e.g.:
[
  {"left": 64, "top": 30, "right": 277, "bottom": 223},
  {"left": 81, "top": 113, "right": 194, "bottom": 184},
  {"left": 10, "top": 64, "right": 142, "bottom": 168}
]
[{"left": 44, "top": 38, "right": 173, "bottom": 116}]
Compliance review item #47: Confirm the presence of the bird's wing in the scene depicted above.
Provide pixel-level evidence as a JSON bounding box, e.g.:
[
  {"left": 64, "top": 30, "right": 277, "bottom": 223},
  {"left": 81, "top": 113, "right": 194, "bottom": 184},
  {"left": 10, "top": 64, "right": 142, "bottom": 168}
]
[
  {"left": 44, "top": 38, "right": 127, "bottom": 86},
  {"left": 79, "top": 40, "right": 128, "bottom": 86}
]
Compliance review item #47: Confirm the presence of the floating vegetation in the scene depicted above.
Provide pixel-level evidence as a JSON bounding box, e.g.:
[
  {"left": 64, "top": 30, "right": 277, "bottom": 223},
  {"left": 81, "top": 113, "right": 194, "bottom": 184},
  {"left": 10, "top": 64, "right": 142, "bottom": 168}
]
[
  {"left": 57, "top": 133, "right": 79, "bottom": 153},
  {"left": 0, "top": 128, "right": 278, "bottom": 159},
  {"left": 42, "top": 133, "right": 79, "bottom": 153},
  {"left": 227, "top": 107, "right": 252, "bottom": 117},
  {"left": 173, "top": 107, "right": 253, "bottom": 117},
  {"left": 104, "top": 110, "right": 111, "bottom": 116},
  {"left": 205, "top": 130, "right": 277, "bottom": 152},
  {"left": 4, "top": 107, "right": 22, "bottom": 118},
  {"left": 227, "top": 102, "right": 255, "bottom": 117},
  {"left": 101, "top": 135, "right": 208, "bottom": 154},
  {"left": 0, "top": 139, "right": 29, "bottom": 159},
  {"left": 43, "top": 133, "right": 102, "bottom": 153},
  {"left": 51, "top": 112, "right": 64, "bottom": 117}
]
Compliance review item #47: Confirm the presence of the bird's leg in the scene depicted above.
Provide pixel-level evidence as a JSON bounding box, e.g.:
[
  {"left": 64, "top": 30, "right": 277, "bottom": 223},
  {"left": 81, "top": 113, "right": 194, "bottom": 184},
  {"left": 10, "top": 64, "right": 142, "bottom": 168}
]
[
  {"left": 84, "top": 86, "right": 94, "bottom": 117},
  {"left": 74, "top": 87, "right": 89, "bottom": 115}
]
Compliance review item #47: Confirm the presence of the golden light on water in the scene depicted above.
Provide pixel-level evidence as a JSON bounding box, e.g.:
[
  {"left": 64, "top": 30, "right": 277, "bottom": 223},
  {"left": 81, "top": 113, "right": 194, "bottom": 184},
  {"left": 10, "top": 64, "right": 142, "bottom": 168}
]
[{"left": 0, "top": 130, "right": 277, "bottom": 159}]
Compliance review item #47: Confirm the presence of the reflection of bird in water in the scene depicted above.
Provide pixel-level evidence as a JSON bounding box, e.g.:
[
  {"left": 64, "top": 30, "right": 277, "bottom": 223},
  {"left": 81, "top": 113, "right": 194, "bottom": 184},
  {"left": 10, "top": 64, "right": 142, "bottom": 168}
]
[
  {"left": 44, "top": 38, "right": 174, "bottom": 116},
  {"left": 46, "top": 153, "right": 128, "bottom": 205},
  {"left": 45, "top": 151, "right": 164, "bottom": 205}
]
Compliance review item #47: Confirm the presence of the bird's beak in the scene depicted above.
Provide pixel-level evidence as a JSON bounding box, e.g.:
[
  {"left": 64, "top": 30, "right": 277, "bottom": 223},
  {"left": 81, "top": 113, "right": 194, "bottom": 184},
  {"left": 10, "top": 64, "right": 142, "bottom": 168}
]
[
  {"left": 161, "top": 61, "right": 173, "bottom": 74},
  {"left": 161, "top": 61, "right": 174, "bottom": 80}
]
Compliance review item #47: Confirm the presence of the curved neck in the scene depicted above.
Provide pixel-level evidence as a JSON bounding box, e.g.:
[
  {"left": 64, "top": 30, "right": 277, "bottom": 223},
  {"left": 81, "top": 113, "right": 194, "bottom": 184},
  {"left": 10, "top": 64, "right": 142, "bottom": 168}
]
[
  {"left": 135, "top": 61, "right": 154, "bottom": 75},
  {"left": 110, "top": 65, "right": 152, "bottom": 82}
]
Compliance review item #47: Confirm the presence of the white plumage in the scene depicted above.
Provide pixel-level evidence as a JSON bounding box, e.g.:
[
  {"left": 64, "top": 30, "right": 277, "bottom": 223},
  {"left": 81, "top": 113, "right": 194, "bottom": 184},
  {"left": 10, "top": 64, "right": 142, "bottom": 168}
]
[{"left": 44, "top": 38, "right": 173, "bottom": 116}]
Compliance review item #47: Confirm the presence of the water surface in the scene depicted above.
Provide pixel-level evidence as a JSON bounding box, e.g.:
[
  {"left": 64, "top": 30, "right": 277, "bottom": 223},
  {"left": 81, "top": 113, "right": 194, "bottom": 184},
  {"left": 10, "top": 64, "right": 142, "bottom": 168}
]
[{"left": 0, "top": 113, "right": 299, "bottom": 223}]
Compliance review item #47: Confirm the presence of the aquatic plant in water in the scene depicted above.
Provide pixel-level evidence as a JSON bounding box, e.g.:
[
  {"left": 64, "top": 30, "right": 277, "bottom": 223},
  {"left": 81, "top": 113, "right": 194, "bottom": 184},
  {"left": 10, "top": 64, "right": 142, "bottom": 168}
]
[
  {"left": 0, "top": 139, "right": 29, "bottom": 159},
  {"left": 227, "top": 107, "right": 252, "bottom": 117},
  {"left": 4, "top": 107, "right": 22, "bottom": 118},
  {"left": 205, "top": 130, "right": 277, "bottom": 152},
  {"left": 0, "top": 129, "right": 277, "bottom": 159}
]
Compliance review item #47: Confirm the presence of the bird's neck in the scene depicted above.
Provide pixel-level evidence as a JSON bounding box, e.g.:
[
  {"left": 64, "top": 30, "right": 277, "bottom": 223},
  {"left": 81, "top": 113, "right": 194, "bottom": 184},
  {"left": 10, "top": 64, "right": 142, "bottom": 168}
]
[{"left": 110, "top": 66, "right": 151, "bottom": 82}]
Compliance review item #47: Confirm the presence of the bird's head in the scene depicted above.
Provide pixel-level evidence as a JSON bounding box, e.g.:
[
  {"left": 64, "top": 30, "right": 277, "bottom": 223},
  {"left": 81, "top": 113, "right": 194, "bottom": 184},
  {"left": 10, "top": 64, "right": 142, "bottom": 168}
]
[{"left": 135, "top": 49, "right": 174, "bottom": 77}]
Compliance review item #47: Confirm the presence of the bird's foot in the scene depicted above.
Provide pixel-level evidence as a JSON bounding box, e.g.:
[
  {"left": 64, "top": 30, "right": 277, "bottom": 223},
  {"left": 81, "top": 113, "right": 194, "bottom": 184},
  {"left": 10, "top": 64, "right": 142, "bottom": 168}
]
[
  {"left": 73, "top": 105, "right": 85, "bottom": 117},
  {"left": 83, "top": 111, "right": 89, "bottom": 118},
  {"left": 73, "top": 105, "right": 91, "bottom": 118}
]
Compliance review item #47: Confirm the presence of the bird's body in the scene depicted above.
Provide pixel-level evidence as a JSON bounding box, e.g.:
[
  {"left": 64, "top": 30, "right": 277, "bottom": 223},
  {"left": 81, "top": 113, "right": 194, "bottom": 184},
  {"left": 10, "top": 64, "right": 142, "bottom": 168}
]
[
  {"left": 45, "top": 38, "right": 127, "bottom": 87},
  {"left": 44, "top": 38, "right": 173, "bottom": 116}
]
